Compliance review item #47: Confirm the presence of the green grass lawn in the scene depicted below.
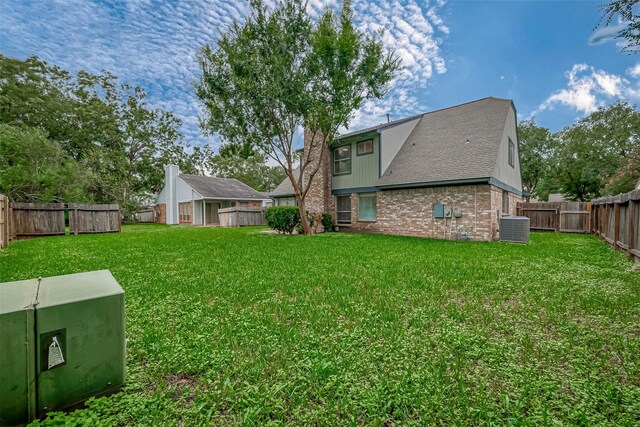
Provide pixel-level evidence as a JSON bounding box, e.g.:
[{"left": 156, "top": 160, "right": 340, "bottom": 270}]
[{"left": 1, "top": 225, "right": 639, "bottom": 426}]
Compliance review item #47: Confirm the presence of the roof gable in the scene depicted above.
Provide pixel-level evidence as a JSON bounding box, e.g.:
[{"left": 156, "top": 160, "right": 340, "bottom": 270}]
[
  {"left": 178, "top": 175, "right": 269, "bottom": 200},
  {"left": 270, "top": 168, "right": 297, "bottom": 197},
  {"left": 377, "top": 97, "right": 512, "bottom": 187}
]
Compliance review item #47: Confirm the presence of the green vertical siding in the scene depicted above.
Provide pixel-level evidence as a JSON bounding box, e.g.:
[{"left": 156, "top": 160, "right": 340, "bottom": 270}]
[{"left": 332, "top": 134, "right": 379, "bottom": 191}]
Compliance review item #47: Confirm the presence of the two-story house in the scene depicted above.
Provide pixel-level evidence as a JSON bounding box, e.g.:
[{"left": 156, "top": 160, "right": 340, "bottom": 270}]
[{"left": 270, "top": 97, "right": 524, "bottom": 241}]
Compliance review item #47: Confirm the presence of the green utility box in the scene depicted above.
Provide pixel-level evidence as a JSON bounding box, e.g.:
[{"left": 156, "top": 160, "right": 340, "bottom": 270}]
[{"left": 0, "top": 270, "right": 125, "bottom": 426}]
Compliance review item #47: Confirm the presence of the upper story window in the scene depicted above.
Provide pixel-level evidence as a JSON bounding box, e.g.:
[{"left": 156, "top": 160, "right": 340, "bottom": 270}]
[
  {"left": 333, "top": 145, "right": 351, "bottom": 175},
  {"left": 508, "top": 138, "right": 515, "bottom": 167},
  {"left": 357, "top": 139, "right": 374, "bottom": 156}
]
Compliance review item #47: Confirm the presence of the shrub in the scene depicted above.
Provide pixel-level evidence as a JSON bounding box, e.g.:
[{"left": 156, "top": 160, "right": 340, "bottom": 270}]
[
  {"left": 321, "top": 212, "right": 333, "bottom": 231},
  {"left": 265, "top": 206, "right": 300, "bottom": 234}
]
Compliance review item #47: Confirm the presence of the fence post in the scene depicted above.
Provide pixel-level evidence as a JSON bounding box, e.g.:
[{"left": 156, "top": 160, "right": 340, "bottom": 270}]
[
  {"left": 627, "top": 197, "right": 636, "bottom": 256},
  {"left": 74, "top": 206, "right": 79, "bottom": 236},
  {"left": 613, "top": 201, "right": 620, "bottom": 251}
]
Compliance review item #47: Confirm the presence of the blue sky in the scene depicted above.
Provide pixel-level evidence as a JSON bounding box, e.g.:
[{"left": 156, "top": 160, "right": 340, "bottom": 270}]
[{"left": 1, "top": 0, "right": 638, "bottom": 151}]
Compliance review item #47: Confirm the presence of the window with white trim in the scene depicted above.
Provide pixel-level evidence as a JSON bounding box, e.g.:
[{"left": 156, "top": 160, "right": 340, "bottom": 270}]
[
  {"left": 358, "top": 193, "right": 377, "bottom": 221},
  {"left": 179, "top": 202, "right": 191, "bottom": 222},
  {"left": 336, "top": 195, "right": 351, "bottom": 224},
  {"left": 333, "top": 145, "right": 351, "bottom": 175}
]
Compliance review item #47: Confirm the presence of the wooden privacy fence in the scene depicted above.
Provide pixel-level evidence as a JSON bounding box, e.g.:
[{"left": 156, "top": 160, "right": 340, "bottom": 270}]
[
  {"left": 591, "top": 189, "right": 640, "bottom": 261},
  {"left": 516, "top": 202, "right": 591, "bottom": 233},
  {"left": 135, "top": 208, "right": 155, "bottom": 223},
  {"left": 0, "top": 195, "right": 9, "bottom": 248},
  {"left": 0, "top": 200, "right": 121, "bottom": 246},
  {"left": 218, "top": 206, "right": 266, "bottom": 227},
  {"left": 11, "top": 202, "right": 66, "bottom": 238},
  {"left": 68, "top": 204, "right": 120, "bottom": 235}
]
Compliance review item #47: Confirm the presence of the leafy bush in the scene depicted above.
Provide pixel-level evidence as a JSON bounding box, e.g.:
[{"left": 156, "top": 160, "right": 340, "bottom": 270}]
[
  {"left": 321, "top": 212, "right": 333, "bottom": 231},
  {"left": 265, "top": 206, "right": 300, "bottom": 234}
]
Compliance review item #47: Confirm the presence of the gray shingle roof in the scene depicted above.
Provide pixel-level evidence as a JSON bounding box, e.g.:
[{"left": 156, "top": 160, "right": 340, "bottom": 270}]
[
  {"left": 178, "top": 175, "right": 270, "bottom": 200},
  {"left": 377, "top": 97, "right": 512, "bottom": 187},
  {"left": 269, "top": 168, "right": 298, "bottom": 197}
]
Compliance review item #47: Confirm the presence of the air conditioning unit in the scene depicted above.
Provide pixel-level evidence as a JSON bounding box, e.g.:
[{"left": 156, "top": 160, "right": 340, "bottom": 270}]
[{"left": 499, "top": 216, "right": 530, "bottom": 243}]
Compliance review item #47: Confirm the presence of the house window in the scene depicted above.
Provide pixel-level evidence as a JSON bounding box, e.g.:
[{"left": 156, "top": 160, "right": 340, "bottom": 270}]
[
  {"left": 179, "top": 202, "right": 191, "bottom": 222},
  {"left": 502, "top": 190, "right": 509, "bottom": 215},
  {"left": 277, "top": 197, "right": 296, "bottom": 206},
  {"left": 357, "top": 139, "right": 374, "bottom": 156},
  {"left": 333, "top": 145, "right": 351, "bottom": 175},
  {"left": 508, "top": 138, "right": 515, "bottom": 167},
  {"left": 336, "top": 195, "right": 351, "bottom": 224},
  {"left": 358, "top": 193, "right": 377, "bottom": 221}
]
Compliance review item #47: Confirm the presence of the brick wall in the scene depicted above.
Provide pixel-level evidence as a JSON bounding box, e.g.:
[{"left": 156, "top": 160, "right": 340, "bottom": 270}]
[
  {"left": 337, "top": 185, "right": 523, "bottom": 241},
  {"left": 155, "top": 203, "right": 166, "bottom": 224}
]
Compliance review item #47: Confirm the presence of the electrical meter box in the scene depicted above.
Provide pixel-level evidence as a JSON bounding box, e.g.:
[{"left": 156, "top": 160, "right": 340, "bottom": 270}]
[{"left": 0, "top": 270, "right": 125, "bottom": 426}]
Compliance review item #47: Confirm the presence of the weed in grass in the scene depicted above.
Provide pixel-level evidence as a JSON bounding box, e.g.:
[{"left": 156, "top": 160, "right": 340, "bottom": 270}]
[{"left": 1, "top": 225, "right": 638, "bottom": 425}]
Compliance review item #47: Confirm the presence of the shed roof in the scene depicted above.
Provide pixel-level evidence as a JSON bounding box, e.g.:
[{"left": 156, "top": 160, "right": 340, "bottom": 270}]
[
  {"left": 377, "top": 97, "right": 512, "bottom": 187},
  {"left": 178, "top": 175, "right": 270, "bottom": 200}
]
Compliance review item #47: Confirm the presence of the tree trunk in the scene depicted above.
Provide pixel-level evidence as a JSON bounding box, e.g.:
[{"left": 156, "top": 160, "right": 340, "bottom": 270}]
[{"left": 297, "top": 194, "right": 311, "bottom": 235}]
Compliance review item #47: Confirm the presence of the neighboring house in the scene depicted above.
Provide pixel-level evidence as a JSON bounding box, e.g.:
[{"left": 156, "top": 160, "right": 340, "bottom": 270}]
[
  {"left": 155, "top": 165, "right": 271, "bottom": 225},
  {"left": 271, "top": 97, "right": 524, "bottom": 241},
  {"left": 548, "top": 193, "right": 567, "bottom": 202},
  {"left": 270, "top": 168, "right": 298, "bottom": 206},
  {"left": 529, "top": 193, "right": 566, "bottom": 203},
  {"left": 259, "top": 193, "right": 274, "bottom": 207}
]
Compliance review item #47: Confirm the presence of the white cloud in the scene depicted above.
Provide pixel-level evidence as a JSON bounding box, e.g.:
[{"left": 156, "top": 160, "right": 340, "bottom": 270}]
[
  {"left": 589, "top": 22, "right": 626, "bottom": 46},
  {"left": 627, "top": 64, "right": 640, "bottom": 78},
  {"left": 2, "top": 0, "right": 450, "bottom": 148},
  {"left": 534, "top": 64, "right": 640, "bottom": 116}
]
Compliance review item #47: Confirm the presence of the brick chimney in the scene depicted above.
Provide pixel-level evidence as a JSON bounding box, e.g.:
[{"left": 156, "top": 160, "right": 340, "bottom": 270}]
[{"left": 302, "top": 128, "right": 334, "bottom": 215}]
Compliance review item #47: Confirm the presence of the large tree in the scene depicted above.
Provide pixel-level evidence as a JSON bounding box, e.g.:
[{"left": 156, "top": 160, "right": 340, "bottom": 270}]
[
  {"left": 0, "top": 124, "right": 91, "bottom": 202},
  {"left": 517, "top": 120, "right": 558, "bottom": 199},
  {"left": 196, "top": 0, "right": 399, "bottom": 234},
  {"left": 554, "top": 101, "right": 640, "bottom": 200},
  {"left": 0, "top": 55, "right": 201, "bottom": 215}
]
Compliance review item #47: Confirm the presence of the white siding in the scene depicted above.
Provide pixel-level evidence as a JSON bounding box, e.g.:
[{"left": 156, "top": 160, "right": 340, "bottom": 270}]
[
  {"left": 193, "top": 199, "right": 203, "bottom": 225},
  {"left": 177, "top": 177, "right": 197, "bottom": 202},
  {"left": 379, "top": 117, "right": 421, "bottom": 175},
  {"left": 491, "top": 105, "right": 523, "bottom": 193},
  {"left": 155, "top": 186, "right": 166, "bottom": 204},
  {"left": 165, "top": 165, "right": 179, "bottom": 224}
]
